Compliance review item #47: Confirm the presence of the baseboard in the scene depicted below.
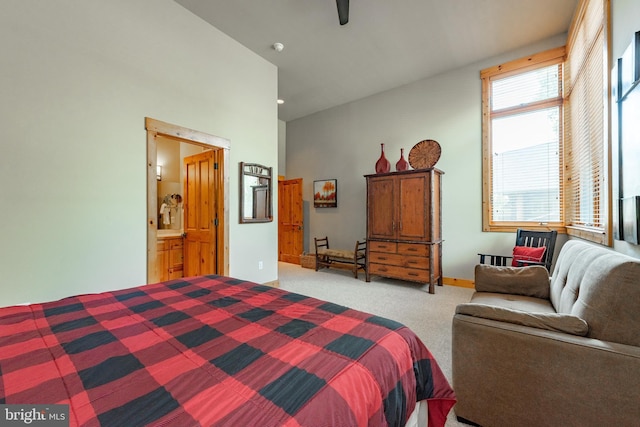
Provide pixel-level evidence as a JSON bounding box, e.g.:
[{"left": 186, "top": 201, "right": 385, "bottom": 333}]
[
  {"left": 443, "top": 277, "right": 474, "bottom": 289},
  {"left": 278, "top": 263, "right": 473, "bottom": 289}
]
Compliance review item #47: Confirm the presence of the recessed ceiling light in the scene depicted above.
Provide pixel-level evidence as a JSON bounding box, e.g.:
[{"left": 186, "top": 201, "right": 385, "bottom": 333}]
[{"left": 277, "top": 99, "right": 284, "bottom": 105}]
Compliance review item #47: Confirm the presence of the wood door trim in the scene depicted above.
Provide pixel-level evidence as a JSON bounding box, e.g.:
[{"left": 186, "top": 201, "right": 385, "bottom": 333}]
[
  {"left": 146, "top": 117, "right": 230, "bottom": 283},
  {"left": 146, "top": 117, "right": 230, "bottom": 150}
]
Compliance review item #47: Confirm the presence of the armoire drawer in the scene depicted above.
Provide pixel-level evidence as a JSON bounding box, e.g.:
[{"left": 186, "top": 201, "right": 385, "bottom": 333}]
[
  {"left": 368, "top": 252, "right": 429, "bottom": 269},
  {"left": 369, "top": 263, "right": 431, "bottom": 282},
  {"left": 397, "top": 243, "right": 428, "bottom": 257},
  {"left": 369, "top": 240, "right": 398, "bottom": 253},
  {"left": 369, "top": 252, "right": 402, "bottom": 265}
]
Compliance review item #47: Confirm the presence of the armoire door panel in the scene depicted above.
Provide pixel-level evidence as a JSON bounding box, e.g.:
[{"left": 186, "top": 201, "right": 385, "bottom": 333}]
[
  {"left": 367, "top": 177, "right": 396, "bottom": 239},
  {"left": 398, "top": 175, "right": 429, "bottom": 241}
]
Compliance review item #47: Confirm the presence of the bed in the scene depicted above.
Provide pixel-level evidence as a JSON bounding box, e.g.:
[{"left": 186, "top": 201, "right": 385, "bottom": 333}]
[{"left": 0, "top": 275, "right": 455, "bottom": 426}]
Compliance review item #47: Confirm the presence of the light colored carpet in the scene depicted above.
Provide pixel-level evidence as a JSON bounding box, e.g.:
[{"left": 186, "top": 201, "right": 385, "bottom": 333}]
[{"left": 277, "top": 262, "right": 474, "bottom": 427}]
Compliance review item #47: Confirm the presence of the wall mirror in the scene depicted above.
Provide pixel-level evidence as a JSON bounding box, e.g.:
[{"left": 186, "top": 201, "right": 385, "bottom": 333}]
[{"left": 240, "top": 162, "right": 273, "bottom": 223}]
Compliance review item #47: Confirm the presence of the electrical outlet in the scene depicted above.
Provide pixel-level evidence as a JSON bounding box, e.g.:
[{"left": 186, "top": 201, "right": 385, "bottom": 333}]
[{"left": 258, "top": 261, "right": 263, "bottom": 270}]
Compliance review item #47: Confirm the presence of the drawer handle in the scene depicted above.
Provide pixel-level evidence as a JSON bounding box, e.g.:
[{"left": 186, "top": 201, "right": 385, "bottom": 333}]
[
  {"left": 378, "top": 257, "right": 387, "bottom": 260},
  {"left": 408, "top": 272, "right": 419, "bottom": 277},
  {"left": 406, "top": 247, "right": 418, "bottom": 252},
  {"left": 407, "top": 260, "right": 418, "bottom": 264},
  {"left": 379, "top": 267, "right": 388, "bottom": 272}
]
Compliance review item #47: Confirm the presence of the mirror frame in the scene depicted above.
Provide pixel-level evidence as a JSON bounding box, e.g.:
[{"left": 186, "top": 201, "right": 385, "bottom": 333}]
[{"left": 239, "top": 162, "right": 273, "bottom": 223}]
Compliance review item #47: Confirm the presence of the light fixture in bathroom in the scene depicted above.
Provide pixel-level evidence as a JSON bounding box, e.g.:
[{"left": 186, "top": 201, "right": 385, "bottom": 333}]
[
  {"left": 157, "top": 165, "right": 162, "bottom": 181},
  {"left": 277, "top": 99, "right": 284, "bottom": 105}
]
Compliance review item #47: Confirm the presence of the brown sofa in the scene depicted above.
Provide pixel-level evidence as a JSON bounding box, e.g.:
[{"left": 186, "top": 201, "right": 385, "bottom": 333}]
[{"left": 452, "top": 240, "right": 640, "bottom": 427}]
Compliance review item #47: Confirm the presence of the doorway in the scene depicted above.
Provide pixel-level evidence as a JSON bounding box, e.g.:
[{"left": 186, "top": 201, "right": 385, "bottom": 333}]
[
  {"left": 278, "top": 178, "right": 303, "bottom": 264},
  {"left": 146, "top": 117, "right": 230, "bottom": 283}
]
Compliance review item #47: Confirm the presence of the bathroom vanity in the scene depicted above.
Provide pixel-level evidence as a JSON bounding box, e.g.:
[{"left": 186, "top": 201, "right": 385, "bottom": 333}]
[{"left": 156, "top": 232, "right": 184, "bottom": 282}]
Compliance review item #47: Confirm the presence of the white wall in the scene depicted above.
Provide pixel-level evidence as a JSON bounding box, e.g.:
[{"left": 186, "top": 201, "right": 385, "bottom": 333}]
[
  {"left": 611, "top": 0, "right": 640, "bottom": 258},
  {"left": 278, "top": 120, "right": 287, "bottom": 176},
  {"left": 0, "top": 0, "right": 278, "bottom": 306},
  {"left": 286, "top": 34, "right": 568, "bottom": 282}
]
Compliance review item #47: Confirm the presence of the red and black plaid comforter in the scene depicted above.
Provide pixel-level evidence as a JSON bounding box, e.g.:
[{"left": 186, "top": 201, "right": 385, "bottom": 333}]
[{"left": 0, "top": 275, "right": 455, "bottom": 426}]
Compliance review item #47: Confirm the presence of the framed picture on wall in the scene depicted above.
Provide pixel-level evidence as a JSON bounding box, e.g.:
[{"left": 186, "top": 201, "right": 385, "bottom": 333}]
[{"left": 313, "top": 179, "right": 337, "bottom": 208}]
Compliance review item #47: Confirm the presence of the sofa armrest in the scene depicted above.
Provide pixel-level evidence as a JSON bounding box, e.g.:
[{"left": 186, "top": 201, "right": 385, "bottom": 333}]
[
  {"left": 452, "top": 314, "right": 640, "bottom": 427},
  {"left": 455, "top": 303, "right": 588, "bottom": 336},
  {"left": 474, "top": 263, "right": 550, "bottom": 298}
]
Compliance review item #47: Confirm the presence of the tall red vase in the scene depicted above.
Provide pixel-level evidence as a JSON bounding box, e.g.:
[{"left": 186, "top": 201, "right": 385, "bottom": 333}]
[
  {"left": 396, "top": 148, "right": 409, "bottom": 171},
  {"left": 375, "top": 143, "right": 391, "bottom": 174}
]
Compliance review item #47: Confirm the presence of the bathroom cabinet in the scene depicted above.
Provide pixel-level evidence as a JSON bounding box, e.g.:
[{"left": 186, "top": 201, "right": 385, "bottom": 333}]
[{"left": 156, "top": 236, "right": 184, "bottom": 281}]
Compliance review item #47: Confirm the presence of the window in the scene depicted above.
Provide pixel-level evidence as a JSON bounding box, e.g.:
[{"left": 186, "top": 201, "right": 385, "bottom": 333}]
[
  {"left": 481, "top": 0, "right": 609, "bottom": 241},
  {"left": 481, "top": 48, "right": 566, "bottom": 232},
  {"left": 563, "top": 0, "right": 608, "bottom": 244}
]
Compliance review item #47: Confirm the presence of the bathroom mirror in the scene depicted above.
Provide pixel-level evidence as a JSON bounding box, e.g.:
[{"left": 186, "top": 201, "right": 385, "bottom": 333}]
[{"left": 239, "top": 162, "right": 273, "bottom": 223}]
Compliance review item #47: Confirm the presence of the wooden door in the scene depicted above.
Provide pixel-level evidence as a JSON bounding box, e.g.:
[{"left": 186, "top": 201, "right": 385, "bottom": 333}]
[
  {"left": 184, "top": 150, "right": 217, "bottom": 276},
  {"left": 367, "top": 176, "right": 396, "bottom": 239},
  {"left": 397, "top": 173, "right": 429, "bottom": 241},
  {"left": 278, "top": 178, "right": 303, "bottom": 263}
]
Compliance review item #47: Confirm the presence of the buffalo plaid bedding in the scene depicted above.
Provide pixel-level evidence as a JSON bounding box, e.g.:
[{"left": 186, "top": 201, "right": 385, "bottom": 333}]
[{"left": 0, "top": 275, "right": 455, "bottom": 426}]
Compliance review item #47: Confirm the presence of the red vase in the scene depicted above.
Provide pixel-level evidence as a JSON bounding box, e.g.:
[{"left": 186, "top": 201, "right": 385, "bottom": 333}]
[
  {"left": 375, "top": 143, "right": 391, "bottom": 174},
  {"left": 396, "top": 148, "right": 409, "bottom": 171}
]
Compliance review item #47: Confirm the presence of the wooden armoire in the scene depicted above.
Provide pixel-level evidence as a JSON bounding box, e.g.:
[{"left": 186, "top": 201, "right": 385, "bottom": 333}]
[{"left": 365, "top": 168, "right": 443, "bottom": 293}]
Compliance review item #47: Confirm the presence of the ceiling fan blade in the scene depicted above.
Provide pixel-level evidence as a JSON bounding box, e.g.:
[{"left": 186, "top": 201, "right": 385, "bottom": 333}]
[{"left": 336, "top": 0, "right": 349, "bottom": 25}]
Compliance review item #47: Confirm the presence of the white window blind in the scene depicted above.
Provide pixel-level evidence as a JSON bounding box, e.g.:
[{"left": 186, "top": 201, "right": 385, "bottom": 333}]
[
  {"left": 485, "top": 62, "right": 563, "bottom": 227},
  {"left": 564, "top": 0, "right": 606, "bottom": 234}
]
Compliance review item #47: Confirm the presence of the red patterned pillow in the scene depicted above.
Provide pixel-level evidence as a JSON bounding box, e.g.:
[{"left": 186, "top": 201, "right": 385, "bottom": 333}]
[{"left": 512, "top": 245, "right": 546, "bottom": 267}]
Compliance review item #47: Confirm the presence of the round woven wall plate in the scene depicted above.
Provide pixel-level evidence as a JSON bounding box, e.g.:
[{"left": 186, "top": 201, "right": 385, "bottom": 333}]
[{"left": 408, "top": 139, "right": 441, "bottom": 169}]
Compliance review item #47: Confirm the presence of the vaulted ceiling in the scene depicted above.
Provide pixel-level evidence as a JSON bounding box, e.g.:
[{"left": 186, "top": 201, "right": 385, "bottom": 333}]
[{"left": 175, "top": 0, "right": 578, "bottom": 122}]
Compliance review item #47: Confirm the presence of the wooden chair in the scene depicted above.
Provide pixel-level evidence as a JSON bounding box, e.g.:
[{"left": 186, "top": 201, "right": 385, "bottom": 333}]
[
  {"left": 478, "top": 229, "right": 558, "bottom": 272},
  {"left": 314, "top": 236, "right": 367, "bottom": 278}
]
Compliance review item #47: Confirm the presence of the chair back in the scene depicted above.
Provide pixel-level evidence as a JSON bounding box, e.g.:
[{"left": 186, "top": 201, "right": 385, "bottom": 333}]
[
  {"left": 515, "top": 229, "right": 558, "bottom": 271},
  {"left": 314, "top": 236, "right": 329, "bottom": 253}
]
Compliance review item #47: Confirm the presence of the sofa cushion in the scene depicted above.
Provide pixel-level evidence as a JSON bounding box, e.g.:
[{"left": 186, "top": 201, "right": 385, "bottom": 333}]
[
  {"left": 549, "top": 240, "right": 599, "bottom": 313},
  {"left": 470, "top": 292, "right": 555, "bottom": 313},
  {"left": 474, "top": 264, "right": 550, "bottom": 299},
  {"left": 456, "top": 303, "right": 589, "bottom": 336},
  {"left": 511, "top": 245, "right": 546, "bottom": 266},
  {"left": 550, "top": 240, "right": 640, "bottom": 347}
]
